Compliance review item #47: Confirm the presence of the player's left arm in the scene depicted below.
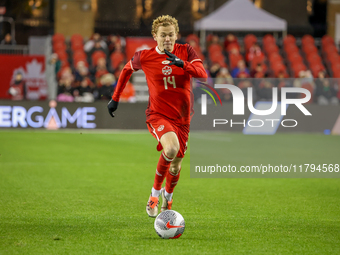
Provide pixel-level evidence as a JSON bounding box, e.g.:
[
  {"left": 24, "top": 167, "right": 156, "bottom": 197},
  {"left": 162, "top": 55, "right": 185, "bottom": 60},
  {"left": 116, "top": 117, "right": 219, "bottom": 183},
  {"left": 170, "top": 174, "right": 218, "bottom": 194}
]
[{"left": 164, "top": 46, "right": 207, "bottom": 79}]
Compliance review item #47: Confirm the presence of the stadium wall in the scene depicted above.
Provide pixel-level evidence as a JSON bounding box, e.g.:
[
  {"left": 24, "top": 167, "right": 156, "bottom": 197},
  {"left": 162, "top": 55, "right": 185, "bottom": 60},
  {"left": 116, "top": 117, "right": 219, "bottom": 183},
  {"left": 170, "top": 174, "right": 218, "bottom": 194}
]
[{"left": 0, "top": 100, "right": 339, "bottom": 133}]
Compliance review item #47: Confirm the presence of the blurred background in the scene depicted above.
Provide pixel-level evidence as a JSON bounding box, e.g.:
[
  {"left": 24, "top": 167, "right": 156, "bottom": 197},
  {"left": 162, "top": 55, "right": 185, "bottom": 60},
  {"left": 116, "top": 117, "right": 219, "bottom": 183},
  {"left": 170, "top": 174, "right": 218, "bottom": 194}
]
[{"left": 0, "top": 0, "right": 339, "bottom": 132}]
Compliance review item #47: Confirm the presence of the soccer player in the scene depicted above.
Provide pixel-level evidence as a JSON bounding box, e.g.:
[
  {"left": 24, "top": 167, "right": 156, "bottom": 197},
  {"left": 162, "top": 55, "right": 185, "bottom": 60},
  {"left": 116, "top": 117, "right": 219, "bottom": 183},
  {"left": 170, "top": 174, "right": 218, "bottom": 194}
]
[{"left": 108, "top": 15, "right": 207, "bottom": 217}]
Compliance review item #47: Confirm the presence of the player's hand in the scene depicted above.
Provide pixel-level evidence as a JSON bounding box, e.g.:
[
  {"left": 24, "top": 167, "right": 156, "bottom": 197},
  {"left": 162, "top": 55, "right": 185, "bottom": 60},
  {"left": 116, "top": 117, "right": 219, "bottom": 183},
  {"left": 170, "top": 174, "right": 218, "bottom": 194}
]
[
  {"left": 108, "top": 99, "right": 119, "bottom": 117},
  {"left": 164, "top": 49, "right": 184, "bottom": 68}
]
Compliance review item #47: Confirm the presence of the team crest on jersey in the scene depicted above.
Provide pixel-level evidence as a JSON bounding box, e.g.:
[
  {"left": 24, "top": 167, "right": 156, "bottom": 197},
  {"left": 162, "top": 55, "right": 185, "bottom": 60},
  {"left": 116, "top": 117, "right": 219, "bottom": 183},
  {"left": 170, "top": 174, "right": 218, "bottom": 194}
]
[
  {"left": 162, "top": 66, "right": 172, "bottom": 75},
  {"left": 158, "top": 125, "right": 164, "bottom": 131},
  {"left": 162, "top": 60, "right": 170, "bottom": 64}
]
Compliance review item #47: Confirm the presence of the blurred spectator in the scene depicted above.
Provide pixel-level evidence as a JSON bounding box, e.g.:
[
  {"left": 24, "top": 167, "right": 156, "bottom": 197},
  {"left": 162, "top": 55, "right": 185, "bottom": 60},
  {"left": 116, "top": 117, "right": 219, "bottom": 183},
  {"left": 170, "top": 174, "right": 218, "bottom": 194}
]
[
  {"left": 250, "top": 63, "right": 265, "bottom": 78},
  {"left": 216, "top": 67, "right": 234, "bottom": 102},
  {"left": 89, "top": 41, "right": 109, "bottom": 58},
  {"left": 97, "top": 73, "right": 115, "bottom": 100},
  {"left": 293, "top": 70, "right": 315, "bottom": 103},
  {"left": 114, "top": 62, "right": 125, "bottom": 80},
  {"left": 74, "top": 61, "right": 92, "bottom": 85},
  {"left": 107, "top": 34, "right": 123, "bottom": 55},
  {"left": 257, "top": 79, "right": 274, "bottom": 101},
  {"left": 8, "top": 72, "right": 26, "bottom": 100},
  {"left": 224, "top": 34, "right": 239, "bottom": 52},
  {"left": 231, "top": 60, "right": 250, "bottom": 78},
  {"left": 57, "top": 67, "right": 75, "bottom": 102},
  {"left": 293, "top": 70, "right": 315, "bottom": 89},
  {"left": 74, "top": 78, "right": 95, "bottom": 103},
  {"left": 84, "top": 33, "right": 108, "bottom": 53},
  {"left": 237, "top": 78, "right": 255, "bottom": 100},
  {"left": 120, "top": 80, "right": 136, "bottom": 103},
  {"left": 315, "top": 72, "right": 338, "bottom": 105},
  {"left": 49, "top": 53, "right": 61, "bottom": 76},
  {"left": 95, "top": 57, "right": 109, "bottom": 84},
  {"left": 176, "top": 33, "right": 186, "bottom": 45},
  {"left": 246, "top": 43, "right": 264, "bottom": 62},
  {"left": 209, "top": 63, "right": 221, "bottom": 78},
  {"left": 1, "top": 33, "right": 16, "bottom": 45},
  {"left": 216, "top": 67, "right": 233, "bottom": 85}
]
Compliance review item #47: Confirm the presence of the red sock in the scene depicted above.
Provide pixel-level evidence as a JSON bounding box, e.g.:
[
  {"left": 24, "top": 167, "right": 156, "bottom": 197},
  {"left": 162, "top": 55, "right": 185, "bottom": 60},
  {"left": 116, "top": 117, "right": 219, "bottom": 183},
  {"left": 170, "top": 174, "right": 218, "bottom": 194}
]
[
  {"left": 153, "top": 152, "right": 174, "bottom": 190},
  {"left": 165, "top": 169, "right": 181, "bottom": 194}
]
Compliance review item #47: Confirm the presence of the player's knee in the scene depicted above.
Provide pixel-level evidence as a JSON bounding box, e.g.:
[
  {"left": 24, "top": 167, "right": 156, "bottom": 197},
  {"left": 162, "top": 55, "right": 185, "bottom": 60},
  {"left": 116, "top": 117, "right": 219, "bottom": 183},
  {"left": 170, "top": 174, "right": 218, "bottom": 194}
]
[
  {"left": 164, "top": 145, "right": 179, "bottom": 159},
  {"left": 169, "top": 165, "right": 181, "bottom": 175}
]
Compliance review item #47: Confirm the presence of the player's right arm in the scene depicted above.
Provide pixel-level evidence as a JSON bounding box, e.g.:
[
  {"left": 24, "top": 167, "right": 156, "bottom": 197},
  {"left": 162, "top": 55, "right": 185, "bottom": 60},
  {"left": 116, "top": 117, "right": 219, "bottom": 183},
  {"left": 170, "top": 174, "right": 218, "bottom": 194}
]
[{"left": 108, "top": 51, "right": 142, "bottom": 117}]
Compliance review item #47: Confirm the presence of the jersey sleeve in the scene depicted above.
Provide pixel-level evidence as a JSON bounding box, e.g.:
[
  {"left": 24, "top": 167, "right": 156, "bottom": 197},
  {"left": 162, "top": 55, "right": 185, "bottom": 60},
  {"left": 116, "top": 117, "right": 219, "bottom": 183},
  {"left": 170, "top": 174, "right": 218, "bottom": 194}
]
[
  {"left": 130, "top": 50, "right": 142, "bottom": 71},
  {"left": 186, "top": 44, "right": 202, "bottom": 64},
  {"left": 112, "top": 51, "right": 142, "bottom": 101},
  {"left": 182, "top": 45, "right": 207, "bottom": 79}
]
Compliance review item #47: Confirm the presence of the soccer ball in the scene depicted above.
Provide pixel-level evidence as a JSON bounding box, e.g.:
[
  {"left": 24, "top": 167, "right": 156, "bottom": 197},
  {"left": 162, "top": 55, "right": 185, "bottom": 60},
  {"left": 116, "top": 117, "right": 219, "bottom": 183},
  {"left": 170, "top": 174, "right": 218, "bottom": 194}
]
[{"left": 154, "top": 210, "right": 185, "bottom": 239}]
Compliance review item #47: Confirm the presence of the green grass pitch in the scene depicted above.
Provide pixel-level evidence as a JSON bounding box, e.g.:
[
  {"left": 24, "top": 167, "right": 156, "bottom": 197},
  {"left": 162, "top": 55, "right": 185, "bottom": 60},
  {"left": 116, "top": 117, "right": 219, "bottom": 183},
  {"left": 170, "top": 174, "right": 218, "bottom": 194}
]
[{"left": 0, "top": 130, "right": 339, "bottom": 254}]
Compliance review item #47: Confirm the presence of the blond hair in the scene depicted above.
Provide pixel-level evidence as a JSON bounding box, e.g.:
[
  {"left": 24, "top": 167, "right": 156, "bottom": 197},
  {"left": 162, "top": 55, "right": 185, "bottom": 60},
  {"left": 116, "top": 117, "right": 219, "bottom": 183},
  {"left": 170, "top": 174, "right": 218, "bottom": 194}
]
[{"left": 151, "top": 15, "right": 179, "bottom": 36}]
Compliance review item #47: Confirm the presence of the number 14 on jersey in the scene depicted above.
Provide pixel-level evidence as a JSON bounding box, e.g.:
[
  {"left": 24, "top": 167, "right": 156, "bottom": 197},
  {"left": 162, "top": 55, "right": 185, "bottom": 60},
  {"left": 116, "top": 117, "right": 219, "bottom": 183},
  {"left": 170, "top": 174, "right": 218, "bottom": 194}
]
[{"left": 163, "top": 76, "right": 176, "bottom": 89}]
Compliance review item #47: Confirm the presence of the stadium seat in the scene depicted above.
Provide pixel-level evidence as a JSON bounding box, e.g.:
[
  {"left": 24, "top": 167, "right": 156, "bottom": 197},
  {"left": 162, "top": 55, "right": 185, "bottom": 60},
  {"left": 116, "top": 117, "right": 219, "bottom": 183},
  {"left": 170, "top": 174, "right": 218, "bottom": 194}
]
[
  {"left": 306, "top": 53, "right": 322, "bottom": 65},
  {"left": 301, "top": 35, "right": 315, "bottom": 46},
  {"left": 262, "top": 34, "right": 276, "bottom": 46},
  {"left": 264, "top": 43, "right": 279, "bottom": 55},
  {"left": 268, "top": 52, "right": 283, "bottom": 64},
  {"left": 310, "top": 63, "right": 325, "bottom": 77},
  {"left": 244, "top": 34, "right": 257, "bottom": 52},
  {"left": 71, "top": 40, "right": 84, "bottom": 52},
  {"left": 229, "top": 53, "right": 244, "bottom": 69},
  {"left": 292, "top": 62, "right": 307, "bottom": 76},
  {"left": 302, "top": 44, "right": 318, "bottom": 55},
  {"left": 287, "top": 52, "right": 303, "bottom": 64},
  {"left": 283, "top": 35, "right": 296, "bottom": 46},
  {"left": 71, "top": 34, "right": 83, "bottom": 44},
  {"left": 208, "top": 43, "right": 223, "bottom": 55},
  {"left": 186, "top": 34, "right": 199, "bottom": 45},
  {"left": 91, "top": 51, "right": 106, "bottom": 66},
  {"left": 284, "top": 44, "right": 299, "bottom": 55},
  {"left": 53, "top": 41, "right": 67, "bottom": 52},
  {"left": 52, "top": 33, "right": 65, "bottom": 44},
  {"left": 321, "top": 35, "right": 335, "bottom": 47},
  {"left": 110, "top": 51, "right": 125, "bottom": 70}
]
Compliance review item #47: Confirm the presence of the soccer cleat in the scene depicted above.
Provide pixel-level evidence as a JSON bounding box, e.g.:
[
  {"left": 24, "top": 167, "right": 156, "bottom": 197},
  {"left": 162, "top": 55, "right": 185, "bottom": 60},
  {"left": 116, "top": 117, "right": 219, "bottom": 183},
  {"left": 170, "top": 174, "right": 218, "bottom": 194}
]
[
  {"left": 161, "top": 187, "right": 173, "bottom": 212},
  {"left": 146, "top": 194, "right": 159, "bottom": 218}
]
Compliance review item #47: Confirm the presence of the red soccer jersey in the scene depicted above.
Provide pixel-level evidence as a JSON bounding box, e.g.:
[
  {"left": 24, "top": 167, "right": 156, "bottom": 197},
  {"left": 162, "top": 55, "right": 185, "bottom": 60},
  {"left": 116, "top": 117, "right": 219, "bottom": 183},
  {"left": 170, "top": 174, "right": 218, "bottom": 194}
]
[{"left": 112, "top": 43, "right": 207, "bottom": 124}]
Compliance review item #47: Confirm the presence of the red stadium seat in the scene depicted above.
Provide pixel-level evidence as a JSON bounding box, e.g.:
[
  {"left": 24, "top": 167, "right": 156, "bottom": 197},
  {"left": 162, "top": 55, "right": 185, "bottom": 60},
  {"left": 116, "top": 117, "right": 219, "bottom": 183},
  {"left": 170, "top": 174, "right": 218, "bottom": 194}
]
[
  {"left": 55, "top": 50, "right": 68, "bottom": 62},
  {"left": 268, "top": 52, "right": 283, "bottom": 64},
  {"left": 321, "top": 35, "right": 335, "bottom": 47},
  {"left": 186, "top": 34, "right": 199, "bottom": 45},
  {"left": 110, "top": 51, "right": 125, "bottom": 70},
  {"left": 53, "top": 42, "right": 67, "bottom": 52},
  {"left": 229, "top": 53, "right": 243, "bottom": 69},
  {"left": 262, "top": 34, "right": 276, "bottom": 46},
  {"left": 71, "top": 40, "right": 84, "bottom": 52},
  {"left": 244, "top": 34, "right": 257, "bottom": 52},
  {"left": 310, "top": 63, "right": 325, "bottom": 77},
  {"left": 208, "top": 43, "right": 223, "bottom": 55},
  {"left": 52, "top": 33, "right": 65, "bottom": 44},
  {"left": 301, "top": 35, "right": 315, "bottom": 46},
  {"left": 292, "top": 62, "right": 307, "bottom": 76},
  {"left": 71, "top": 34, "right": 83, "bottom": 44},
  {"left": 283, "top": 35, "right": 296, "bottom": 46},
  {"left": 306, "top": 53, "right": 322, "bottom": 65},
  {"left": 287, "top": 52, "right": 303, "bottom": 64},
  {"left": 302, "top": 44, "right": 318, "bottom": 55},
  {"left": 264, "top": 43, "right": 279, "bottom": 55},
  {"left": 284, "top": 44, "right": 299, "bottom": 54},
  {"left": 91, "top": 51, "right": 106, "bottom": 66}
]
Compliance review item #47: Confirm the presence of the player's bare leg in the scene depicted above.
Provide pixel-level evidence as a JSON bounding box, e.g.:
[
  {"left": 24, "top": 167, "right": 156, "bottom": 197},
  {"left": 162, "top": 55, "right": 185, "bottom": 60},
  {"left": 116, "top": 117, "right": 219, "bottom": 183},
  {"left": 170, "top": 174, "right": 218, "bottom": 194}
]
[
  {"left": 146, "top": 132, "right": 179, "bottom": 217},
  {"left": 161, "top": 157, "right": 183, "bottom": 211}
]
